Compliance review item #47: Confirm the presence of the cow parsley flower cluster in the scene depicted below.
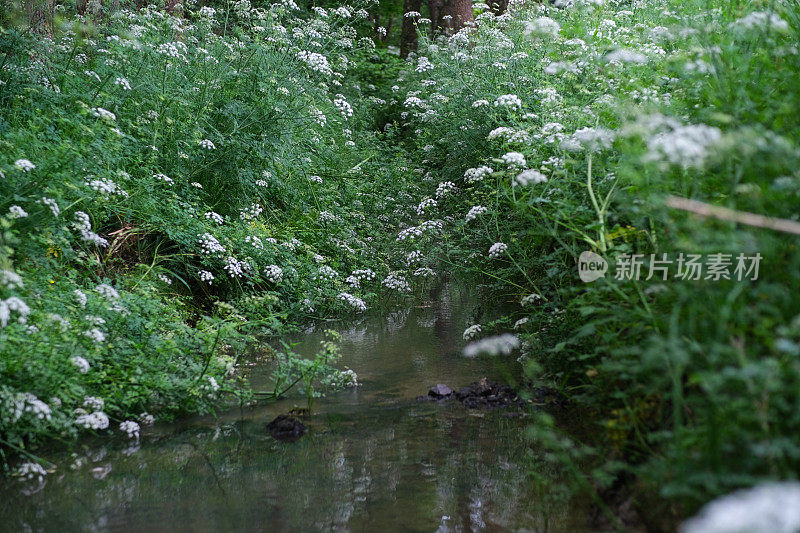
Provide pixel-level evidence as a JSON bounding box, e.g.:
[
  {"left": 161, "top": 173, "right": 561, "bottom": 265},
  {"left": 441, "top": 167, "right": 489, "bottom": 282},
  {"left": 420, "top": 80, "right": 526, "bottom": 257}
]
[
  {"left": 95, "top": 283, "right": 119, "bottom": 300},
  {"left": 416, "top": 198, "right": 437, "bottom": 214},
  {"left": 464, "top": 166, "right": 494, "bottom": 183},
  {"left": 345, "top": 269, "right": 376, "bottom": 288},
  {"left": 198, "top": 270, "right": 215, "bottom": 283},
  {"left": 494, "top": 94, "right": 522, "bottom": 109},
  {"left": 198, "top": 233, "right": 225, "bottom": 255},
  {"left": 86, "top": 177, "right": 129, "bottom": 198},
  {"left": 682, "top": 482, "right": 800, "bottom": 533},
  {"left": 75, "top": 409, "right": 109, "bottom": 430},
  {"left": 382, "top": 273, "right": 411, "bottom": 292},
  {"left": 71, "top": 356, "right": 91, "bottom": 373},
  {"left": 84, "top": 328, "right": 106, "bottom": 344},
  {"left": 120, "top": 420, "right": 141, "bottom": 440},
  {"left": 91, "top": 107, "right": 116, "bottom": 121},
  {"left": 8, "top": 205, "right": 27, "bottom": 218},
  {"left": 406, "top": 250, "right": 423, "bottom": 265},
  {"left": 311, "top": 265, "right": 336, "bottom": 281},
  {"left": 463, "top": 333, "right": 520, "bottom": 358},
  {"left": 435, "top": 181, "right": 456, "bottom": 198},
  {"left": 729, "top": 11, "right": 789, "bottom": 33},
  {"left": 514, "top": 169, "right": 547, "bottom": 186},
  {"left": 114, "top": 77, "right": 132, "bottom": 90},
  {"left": 153, "top": 173, "right": 174, "bottom": 186},
  {"left": 397, "top": 226, "right": 423, "bottom": 241},
  {"left": 338, "top": 292, "right": 367, "bottom": 312},
  {"left": 521, "top": 293, "right": 542, "bottom": 306},
  {"left": 245, "top": 235, "right": 263, "bottom": 249},
  {"left": 0, "top": 270, "right": 23, "bottom": 289},
  {"left": 524, "top": 17, "right": 560, "bottom": 38},
  {"left": 296, "top": 51, "right": 333, "bottom": 75},
  {"left": 645, "top": 123, "right": 722, "bottom": 168},
  {"left": 263, "top": 265, "right": 283, "bottom": 283},
  {"left": 466, "top": 205, "right": 488, "bottom": 221},
  {"left": 501, "top": 152, "right": 527, "bottom": 169},
  {"left": 239, "top": 203, "right": 263, "bottom": 221},
  {"left": 14, "top": 159, "right": 36, "bottom": 172},
  {"left": 16, "top": 462, "right": 47, "bottom": 482},
  {"left": 489, "top": 242, "right": 508, "bottom": 258},
  {"left": 416, "top": 56, "right": 434, "bottom": 72},
  {"left": 0, "top": 297, "right": 30, "bottom": 327},
  {"left": 606, "top": 49, "right": 648, "bottom": 65},
  {"left": 334, "top": 95, "right": 354, "bottom": 118},
  {"left": 223, "top": 256, "right": 250, "bottom": 278},
  {"left": 204, "top": 211, "right": 224, "bottom": 225},
  {"left": 463, "top": 324, "right": 482, "bottom": 340},
  {"left": 72, "top": 211, "right": 108, "bottom": 247},
  {"left": 561, "top": 127, "right": 616, "bottom": 152}
]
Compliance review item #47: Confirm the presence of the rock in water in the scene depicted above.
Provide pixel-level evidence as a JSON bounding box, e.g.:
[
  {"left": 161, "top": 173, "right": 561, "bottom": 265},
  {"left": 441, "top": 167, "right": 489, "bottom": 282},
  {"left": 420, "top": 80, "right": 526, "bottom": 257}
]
[
  {"left": 428, "top": 383, "right": 454, "bottom": 398},
  {"left": 266, "top": 415, "right": 308, "bottom": 443}
]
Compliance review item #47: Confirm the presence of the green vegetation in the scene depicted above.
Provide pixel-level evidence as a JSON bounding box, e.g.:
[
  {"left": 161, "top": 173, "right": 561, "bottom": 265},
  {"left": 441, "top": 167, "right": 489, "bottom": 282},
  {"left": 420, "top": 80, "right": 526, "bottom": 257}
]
[{"left": 3, "top": 0, "right": 800, "bottom": 524}]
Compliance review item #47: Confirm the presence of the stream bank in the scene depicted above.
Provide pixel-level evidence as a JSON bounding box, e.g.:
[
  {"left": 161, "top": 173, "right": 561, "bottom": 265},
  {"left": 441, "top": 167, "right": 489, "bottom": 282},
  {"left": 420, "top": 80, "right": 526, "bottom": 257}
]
[{"left": 0, "top": 284, "right": 591, "bottom": 531}]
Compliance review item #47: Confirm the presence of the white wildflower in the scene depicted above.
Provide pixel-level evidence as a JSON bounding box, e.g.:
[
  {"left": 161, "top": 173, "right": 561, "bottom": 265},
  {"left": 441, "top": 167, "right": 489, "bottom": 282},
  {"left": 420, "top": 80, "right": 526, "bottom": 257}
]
[
  {"left": 523, "top": 17, "right": 560, "bottom": 38},
  {"left": 463, "top": 324, "right": 482, "bottom": 340},
  {"left": 16, "top": 462, "right": 47, "bottom": 482},
  {"left": 263, "top": 265, "right": 283, "bottom": 283},
  {"left": 14, "top": 159, "right": 36, "bottom": 172},
  {"left": 464, "top": 166, "right": 494, "bottom": 182},
  {"left": 71, "top": 356, "right": 91, "bottom": 373},
  {"left": 8, "top": 205, "right": 28, "bottom": 218},
  {"left": 494, "top": 94, "right": 522, "bottom": 109},
  {"left": 514, "top": 169, "right": 547, "bottom": 186},
  {"left": 682, "top": 482, "right": 800, "bottom": 533},
  {"left": 466, "top": 205, "right": 488, "bottom": 222},
  {"left": 501, "top": 152, "right": 527, "bottom": 169},
  {"left": 489, "top": 242, "right": 508, "bottom": 258},
  {"left": 91, "top": 107, "right": 116, "bottom": 121},
  {"left": 463, "top": 333, "right": 520, "bottom": 357},
  {"left": 120, "top": 420, "right": 141, "bottom": 440},
  {"left": 338, "top": 292, "right": 367, "bottom": 312}
]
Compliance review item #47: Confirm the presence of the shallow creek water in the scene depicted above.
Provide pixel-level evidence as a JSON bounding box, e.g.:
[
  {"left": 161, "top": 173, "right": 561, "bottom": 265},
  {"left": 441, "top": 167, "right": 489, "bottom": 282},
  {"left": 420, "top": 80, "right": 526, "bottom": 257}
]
[{"left": 0, "top": 286, "right": 589, "bottom": 531}]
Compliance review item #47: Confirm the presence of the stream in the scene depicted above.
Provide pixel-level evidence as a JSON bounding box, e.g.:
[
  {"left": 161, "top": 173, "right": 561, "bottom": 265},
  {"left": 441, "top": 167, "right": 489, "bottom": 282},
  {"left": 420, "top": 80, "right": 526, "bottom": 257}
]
[{"left": 0, "top": 285, "right": 589, "bottom": 531}]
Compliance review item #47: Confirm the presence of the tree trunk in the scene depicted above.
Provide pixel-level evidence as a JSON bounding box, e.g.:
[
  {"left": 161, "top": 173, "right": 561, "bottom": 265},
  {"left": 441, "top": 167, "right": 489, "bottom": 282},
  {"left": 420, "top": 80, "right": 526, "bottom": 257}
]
[
  {"left": 429, "top": 0, "right": 473, "bottom": 36},
  {"left": 382, "top": 18, "right": 393, "bottom": 45},
  {"left": 400, "top": 0, "right": 423, "bottom": 58}
]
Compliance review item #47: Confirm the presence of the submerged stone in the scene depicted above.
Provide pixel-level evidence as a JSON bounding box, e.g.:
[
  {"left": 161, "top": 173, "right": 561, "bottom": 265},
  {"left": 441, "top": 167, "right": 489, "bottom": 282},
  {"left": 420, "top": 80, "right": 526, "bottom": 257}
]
[
  {"left": 428, "top": 383, "right": 454, "bottom": 398},
  {"left": 422, "top": 378, "right": 525, "bottom": 409},
  {"left": 266, "top": 415, "right": 308, "bottom": 443}
]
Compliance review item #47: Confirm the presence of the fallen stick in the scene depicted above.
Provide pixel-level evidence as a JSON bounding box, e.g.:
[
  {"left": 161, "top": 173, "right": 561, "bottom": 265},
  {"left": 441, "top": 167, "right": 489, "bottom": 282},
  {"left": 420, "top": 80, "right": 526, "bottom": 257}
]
[{"left": 665, "top": 195, "right": 800, "bottom": 236}]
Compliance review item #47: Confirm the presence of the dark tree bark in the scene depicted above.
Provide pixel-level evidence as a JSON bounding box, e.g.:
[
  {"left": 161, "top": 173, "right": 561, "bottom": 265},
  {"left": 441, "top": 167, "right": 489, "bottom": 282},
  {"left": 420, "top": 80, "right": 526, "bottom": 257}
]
[
  {"left": 382, "top": 17, "right": 393, "bottom": 44},
  {"left": 429, "top": 0, "right": 473, "bottom": 36},
  {"left": 400, "top": 0, "right": 422, "bottom": 58}
]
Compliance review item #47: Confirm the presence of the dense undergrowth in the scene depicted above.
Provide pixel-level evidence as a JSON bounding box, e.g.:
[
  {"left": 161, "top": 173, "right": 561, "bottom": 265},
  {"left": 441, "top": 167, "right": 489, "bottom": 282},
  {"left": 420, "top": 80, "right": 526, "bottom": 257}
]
[
  {"left": 390, "top": 0, "right": 800, "bottom": 524},
  {"left": 3, "top": 0, "right": 800, "bottom": 525},
  {"left": 0, "top": 1, "right": 428, "bottom": 473}
]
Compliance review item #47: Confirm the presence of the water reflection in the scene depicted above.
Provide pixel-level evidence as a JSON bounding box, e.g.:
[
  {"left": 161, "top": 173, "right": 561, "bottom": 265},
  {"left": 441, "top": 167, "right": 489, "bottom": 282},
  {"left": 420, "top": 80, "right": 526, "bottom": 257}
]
[{"left": 0, "top": 285, "right": 587, "bottom": 531}]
